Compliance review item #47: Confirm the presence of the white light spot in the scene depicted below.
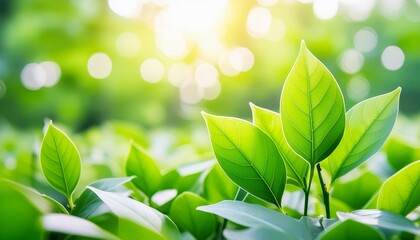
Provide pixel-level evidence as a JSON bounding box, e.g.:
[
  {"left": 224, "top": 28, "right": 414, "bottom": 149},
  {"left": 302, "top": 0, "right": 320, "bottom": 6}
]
[
  {"left": 180, "top": 81, "right": 201, "bottom": 104},
  {"left": 140, "top": 58, "right": 165, "bottom": 83},
  {"left": 246, "top": 7, "right": 272, "bottom": 38},
  {"left": 267, "top": 18, "right": 286, "bottom": 41},
  {"left": 40, "top": 61, "right": 61, "bottom": 87},
  {"left": 156, "top": 35, "right": 188, "bottom": 60},
  {"left": 87, "top": 53, "right": 112, "bottom": 79},
  {"left": 21, "top": 63, "right": 47, "bottom": 90},
  {"left": 298, "top": 0, "right": 313, "bottom": 3},
  {"left": 381, "top": 46, "right": 405, "bottom": 71},
  {"left": 339, "top": 49, "right": 364, "bottom": 74},
  {"left": 380, "top": 0, "right": 405, "bottom": 19},
  {"left": 417, "top": 0, "right": 420, "bottom": 6},
  {"left": 199, "top": 81, "right": 221, "bottom": 100},
  {"left": 218, "top": 51, "right": 240, "bottom": 76},
  {"left": 339, "top": 0, "right": 375, "bottom": 21},
  {"left": 353, "top": 27, "right": 378, "bottom": 52},
  {"left": 152, "top": 189, "right": 177, "bottom": 206},
  {"left": 194, "top": 63, "right": 218, "bottom": 88},
  {"left": 115, "top": 32, "right": 141, "bottom": 57},
  {"left": 313, "top": 0, "right": 339, "bottom": 20},
  {"left": 258, "top": 0, "right": 279, "bottom": 7},
  {"left": 108, "top": 0, "right": 142, "bottom": 18},
  {"left": 168, "top": 62, "right": 193, "bottom": 87},
  {"left": 229, "top": 47, "right": 255, "bottom": 72},
  {"left": 347, "top": 76, "right": 370, "bottom": 101}
]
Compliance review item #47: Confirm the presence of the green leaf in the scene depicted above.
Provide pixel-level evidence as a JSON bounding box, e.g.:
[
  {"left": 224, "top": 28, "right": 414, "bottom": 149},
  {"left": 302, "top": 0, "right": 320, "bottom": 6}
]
[
  {"left": 251, "top": 103, "right": 309, "bottom": 189},
  {"left": 202, "top": 113, "right": 286, "bottom": 208},
  {"left": 40, "top": 122, "right": 81, "bottom": 203},
  {"left": 41, "top": 194, "right": 69, "bottom": 214},
  {"left": 197, "top": 200, "right": 311, "bottom": 240},
  {"left": 73, "top": 177, "right": 135, "bottom": 218},
  {"left": 280, "top": 41, "right": 345, "bottom": 165},
  {"left": 337, "top": 209, "right": 420, "bottom": 235},
  {"left": 224, "top": 227, "right": 292, "bottom": 240},
  {"left": 322, "top": 88, "right": 400, "bottom": 184},
  {"left": 385, "top": 137, "right": 420, "bottom": 172},
  {"left": 88, "top": 187, "right": 180, "bottom": 240},
  {"left": 203, "top": 164, "right": 237, "bottom": 203},
  {"left": 331, "top": 171, "right": 382, "bottom": 209},
  {"left": 377, "top": 160, "right": 420, "bottom": 216},
  {"left": 169, "top": 192, "right": 217, "bottom": 239},
  {"left": 42, "top": 213, "right": 119, "bottom": 239},
  {"left": 316, "top": 219, "right": 384, "bottom": 240},
  {"left": 125, "top": 142, "right": 161, "bottom": 197},
  {"left": 118, "top": 218, "right": 165, "bottom": 240}
]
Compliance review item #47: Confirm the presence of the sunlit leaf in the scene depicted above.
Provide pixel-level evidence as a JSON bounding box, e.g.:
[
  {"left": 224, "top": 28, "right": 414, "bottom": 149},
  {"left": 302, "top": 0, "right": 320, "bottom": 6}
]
[
  {"left": 42, "top": 213, "right": 118, "bottom": 239},
  {"left": 251, "top": 103, "right": 309, "bottom": 189},
  {"left": 280, "top": 41, "right": 345, "bottom": 166},
  {"left": 384, "top": 137, "right": 420, "bottom": 172},
  {"left": 88, "top": 187, "right": 180, "bottom": 240},
  {"left": 202, "top": 113, "right": 286, "bottom": 208},
  {"left": 73, "top": 177, "right": 134, "bottom": 218},
  {"left": 322, "top": 88, "right": 401, "bottom": 184},
  {"left": 169, "top": 192, "right": 217, "bottom": 239},
  {"left": 377, "top": 160, "right": 420, "bottom": 216},
  {"left": 224, "top": 227, "right": 292, "bottom": 240},
  {"left": 125, "top": 142, "right": 161, "bottom": 197},
  {"left": 197, "top": 200, "right": 311, "bottom": 240},
  {"left": 337, "top": 209, "right": 420, "bottom": 235},
  {"left": 316, "top": 219, "right": 384, "bottom": 240},
  {"left": 40, "top": 122, "right": 81, "bottom": 201},
  {"left": 203, "top": 164, "right": 237, "bottom": 203}
]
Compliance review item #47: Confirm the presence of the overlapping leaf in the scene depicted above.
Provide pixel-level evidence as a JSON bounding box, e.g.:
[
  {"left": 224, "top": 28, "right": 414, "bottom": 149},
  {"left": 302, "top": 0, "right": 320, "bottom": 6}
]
[
  {"left": 316, "top": 219, "right": 384, "bottom": 240},
  {"left": 202, "top": 113, "right": 286, "bottom": 208},
  {"left": 322, "top": 88, "right": 401, "bottom": 184},
  {"left": 280, "top": 41, "right": 345, "bottom": 165},
  {"left": 251, "top": 104, "right": 309, "bottom": 189}
]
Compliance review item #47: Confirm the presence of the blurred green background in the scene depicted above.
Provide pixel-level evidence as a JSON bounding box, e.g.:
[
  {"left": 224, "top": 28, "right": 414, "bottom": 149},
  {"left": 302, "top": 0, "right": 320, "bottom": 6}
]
[{"left": 1, "top": 0, "right": 419, "bottom": 131}]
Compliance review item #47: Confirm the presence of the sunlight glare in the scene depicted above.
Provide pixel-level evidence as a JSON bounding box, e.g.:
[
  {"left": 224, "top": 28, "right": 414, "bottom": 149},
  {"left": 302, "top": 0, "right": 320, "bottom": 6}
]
[
  {"left": 88, "top": 53, "right": 112, "bottom": 79},
  {"left": 115, "top": 32, "right": 141, "bottom": 57},
  {"left": 180, "top": 81, "right": 201, "bottom": 104},
  {"left": 108, "top": 0, "right": 142, "bottom": 18},
  {"left": 194, "top": 63, "right": 219, "bottom": 88},
  {"left": 21, "top": 63, "right": 46, "bottom": 90},
  {"left": 246, "top": 7, "right": 272, "bottom": 38},
  {"left": 381, "top": 46, "right": 405, "bottom": 71},
  {"left": 313, "top": 0, "right": 339, "bottom": 20},
  {"left": 168, "top": 62, "right": 193, "bottom": 88},
  {"left": 347, "top": 76, "right": 370, "bottom": 101},
  {"left": 339, "top": 49, "right": 364, "bottom": 74},
  {"left": 140, "top": 58, "right": 165, "bottom": 83},
  {"left": 353, "top": 27, "right": 378, "bottom": 52}
]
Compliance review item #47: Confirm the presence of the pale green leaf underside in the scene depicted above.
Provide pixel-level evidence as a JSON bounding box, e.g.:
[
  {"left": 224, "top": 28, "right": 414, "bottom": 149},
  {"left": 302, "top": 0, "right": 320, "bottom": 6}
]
[
  {"left": 251, "top": 104, "right": 309, "bottom": 189},
  {"left": 125, "top": 142, "right": 161, "bottom": 197},
  {"left": 203, "top": 113, "right": 286, "bottom": 208},
  {"left": 40, "top": 122, "right": 81, "bottom": 198},
  {"left": 88, "top": 187, "right": 180, "bottom": 240},
  {"left": 317, "top": 219, "right": 384, "bottom": 240},
  {"left": 322, "top": 88, "right": 400, "bottom": 184},
  {"left": 280, "top": 42, "right": 345, "bottom": 165},
  {"left": 377, "top": 160, "right": 420, "bottom": 216}
]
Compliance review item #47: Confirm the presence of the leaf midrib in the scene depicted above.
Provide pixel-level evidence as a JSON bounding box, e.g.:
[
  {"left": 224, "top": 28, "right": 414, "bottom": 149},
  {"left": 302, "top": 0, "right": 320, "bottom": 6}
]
[{"left": 51, "top": 128, "right": 70, "bottom": 197}]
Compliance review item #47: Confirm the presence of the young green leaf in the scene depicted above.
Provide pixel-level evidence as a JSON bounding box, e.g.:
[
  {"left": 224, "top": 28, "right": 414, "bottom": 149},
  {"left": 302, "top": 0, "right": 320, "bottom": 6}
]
[
  {"left": 251, "top": 103, "right": 309, "bottom": 189},
  {"left": 337, "top": 209, "right": 420, "bottom": 235},
  {"left": 280, "top": 41, "right": 345, "bottom": 166},
  {"left": 224, "top": 227, "right": 294, "bottom": 240},
  {"left": 42, "top": 214, "right": 119, "bottom": 239},
  {"left": 88, "top": 187, "right": 180, "bottom": 240},
  {"left": 169, "top": 192, "right": 217, "bottom": 240},
  {"left": 73, "top": 177, "right": 135, "bottom": 218},
  {"left": 316, "top": 219, "right": 384, "bottom": 240},
  {"left": 197, "top": 200, "right": 311, "bottom": 240},
  {"left": 125, "top": 142, "right": 161, "bottom": 197},
  {"left": 40, "top": 122, "right": 81, "bottom": 208},
  {"left": 202, "top": 112, "right": 286, "bottom": 208},
  {"left": 203, "top": 164, "right": 237, "bottom": 203},
  {"left": 377, "top": 160, "right": 420, "bottom": 216},
  {"left": 322, "top": 88, "right": 401, "bottom": 184}
]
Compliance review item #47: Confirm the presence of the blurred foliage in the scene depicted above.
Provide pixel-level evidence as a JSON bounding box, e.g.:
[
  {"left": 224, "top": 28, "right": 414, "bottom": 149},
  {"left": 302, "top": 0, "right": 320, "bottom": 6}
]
[{"left": 0, "top": 0, "right": 419, "bottom": 131}]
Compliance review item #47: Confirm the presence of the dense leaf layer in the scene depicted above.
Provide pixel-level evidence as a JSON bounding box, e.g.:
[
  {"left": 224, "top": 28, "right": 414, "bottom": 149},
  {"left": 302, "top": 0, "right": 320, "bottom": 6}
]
[{"left": 316, "top": 219, "right": 384, "bottom": 240}]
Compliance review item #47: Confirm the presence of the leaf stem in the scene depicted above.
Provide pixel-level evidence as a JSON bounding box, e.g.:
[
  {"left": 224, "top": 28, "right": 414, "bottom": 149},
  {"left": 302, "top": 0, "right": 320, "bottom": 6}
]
[
  {"left": 68, "top": 194, "right": 74, "bottom": 212},
  {"left": 304, "top": 166, "right": 315, "bottom": 216},
  {"left": 316, "top": 164, "right": 330, "bottom": 218}
]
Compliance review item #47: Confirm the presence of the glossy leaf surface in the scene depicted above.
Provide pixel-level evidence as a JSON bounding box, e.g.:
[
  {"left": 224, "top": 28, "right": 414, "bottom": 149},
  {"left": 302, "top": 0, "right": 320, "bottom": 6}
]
[
  {"left": 377, "top": 160, "right": 420, "bottom": 216},
  {"left": 280, "top": 41, "right": 345, "bottom": 165},
  {"left": 203, "top": 113, "right": 286, "bottom": 207},
  {"left": 40, "top": 122, "right": 81, "bottom": 199},
  {"left": 317, "top": 219, "right": 384, "bottom": 240},
  {"left": 323, "top": 88, "right": 401, "bottom": 184}
]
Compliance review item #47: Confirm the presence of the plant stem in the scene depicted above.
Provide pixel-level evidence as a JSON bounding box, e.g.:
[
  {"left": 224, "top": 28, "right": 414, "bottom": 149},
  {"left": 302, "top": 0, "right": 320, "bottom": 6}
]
[
  {"left": 304, "top": 166, "right": 315, "bottom": 216},
  {"left": 68, "top": 195, "right": 74, "bottom": 212},
  {"left": 316, "top": 164, "right": 330, "bottom": 218}
]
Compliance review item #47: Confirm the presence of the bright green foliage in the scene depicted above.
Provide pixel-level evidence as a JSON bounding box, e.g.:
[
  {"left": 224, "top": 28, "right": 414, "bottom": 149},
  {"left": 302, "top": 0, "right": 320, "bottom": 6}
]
[
  {"left": 40, "top": 122, "right": 81, "bottom": 205},
  {"left": 280, "top": 41, "right": 345, "bottom": 165},
  {"left": 202, "top": 113, "right": 286, "bottom": 208},
  {"left": 377, "top": 160, "right": 420, "bottom": 216},
  {"left": 203, "top": 164, "right": 237, "bottom": 203},
  {"left": 169, "top": 192, "right": 217, "bottom": 239},
  {"left": 224, "top": 227, "right": 293, "bottom": 240},
  {"left": 251, "top": 103, "right": 309, "bottom": 189},
  {"left": 125, "top": 142, "right": 161, "bottom": 197},
  {"left": 73, "top": 177, "right": 135, "bottom": 218},
  {"left": 317, "top": 219, "right": 384, "bottom": 240},
  {"left": 197, "top": 200, "right": 311, "bottom": 239},
  {"left": 88, "top": 187, "right": 181, "bottom": 240},
  {"left": 385, "top": 137, "right": 420, "bottom": 172},
  {"left": 42, "top": 213, "right": 118, "bottom": 239},
  {"left": 337, "top": 210, "right": 420, "bottom": 236},
  {"left": 323, "top": 88, "right": 401, "bottom": 184}
]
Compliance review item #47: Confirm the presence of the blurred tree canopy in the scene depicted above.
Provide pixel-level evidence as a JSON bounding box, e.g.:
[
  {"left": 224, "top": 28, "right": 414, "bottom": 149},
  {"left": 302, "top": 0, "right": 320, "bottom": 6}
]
[{"left": 0, "top": 0, "right": 419, "bottom": 131}]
